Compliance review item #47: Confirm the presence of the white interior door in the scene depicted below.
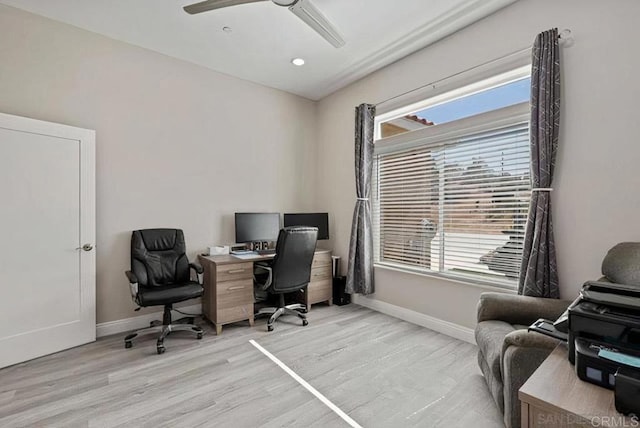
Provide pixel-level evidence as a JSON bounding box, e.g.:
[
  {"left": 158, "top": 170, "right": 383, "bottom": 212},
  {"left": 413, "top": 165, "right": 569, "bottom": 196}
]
[{"left": 0, "top": 113, "right": 95, "bottom": 369}]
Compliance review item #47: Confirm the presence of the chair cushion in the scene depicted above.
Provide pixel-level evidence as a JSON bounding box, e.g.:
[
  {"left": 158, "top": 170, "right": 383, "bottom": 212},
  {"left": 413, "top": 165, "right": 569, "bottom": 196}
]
[
  {"left": 138, "top": 282, "right": 203, "bottom": 306},
  {"left": 475, "top": 320, "right": 517, "bottom": 384}
]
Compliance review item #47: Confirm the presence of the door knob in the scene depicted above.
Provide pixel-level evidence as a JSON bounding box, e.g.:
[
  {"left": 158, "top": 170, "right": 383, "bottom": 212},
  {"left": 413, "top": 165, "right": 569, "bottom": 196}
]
[{"left": 77, "top": 244, "right": 94, "bottom": 252}]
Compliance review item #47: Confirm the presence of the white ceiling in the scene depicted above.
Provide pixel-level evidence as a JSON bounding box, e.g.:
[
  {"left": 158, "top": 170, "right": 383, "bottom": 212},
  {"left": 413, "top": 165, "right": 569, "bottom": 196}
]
[{"left": 1, "top": 0, "right": 519, "bottom": 100}]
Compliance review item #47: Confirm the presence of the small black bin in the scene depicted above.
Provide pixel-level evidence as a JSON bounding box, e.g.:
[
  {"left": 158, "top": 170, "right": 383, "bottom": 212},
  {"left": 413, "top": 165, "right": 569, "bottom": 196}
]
[{"left": 332, "top": 276, "right": 351, "bottom": 306}]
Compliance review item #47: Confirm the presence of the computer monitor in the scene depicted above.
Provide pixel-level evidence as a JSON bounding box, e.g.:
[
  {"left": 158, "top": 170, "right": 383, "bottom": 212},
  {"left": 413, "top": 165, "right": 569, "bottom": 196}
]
[
  {"left": 283, "top": 213, "right": 329, "bottom": 240},
  {"left": 234, "top": 213, "right": 281, "bottom": 243}
]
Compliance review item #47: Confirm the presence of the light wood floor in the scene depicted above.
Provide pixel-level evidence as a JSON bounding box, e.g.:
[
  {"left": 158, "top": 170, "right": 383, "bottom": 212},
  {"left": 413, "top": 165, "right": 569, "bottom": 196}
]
[{"left": 0, "top": 305, "right": 503, "bottom": 428}]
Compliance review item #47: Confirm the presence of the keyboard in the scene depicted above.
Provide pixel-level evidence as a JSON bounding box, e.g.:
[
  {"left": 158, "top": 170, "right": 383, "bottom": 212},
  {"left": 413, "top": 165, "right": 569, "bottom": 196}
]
[
  {"left": 230, "top": 249, "right": 254, "bottom": 255},
  {"left": 256, "top": 249, "right": 276, "bottom": 255}
]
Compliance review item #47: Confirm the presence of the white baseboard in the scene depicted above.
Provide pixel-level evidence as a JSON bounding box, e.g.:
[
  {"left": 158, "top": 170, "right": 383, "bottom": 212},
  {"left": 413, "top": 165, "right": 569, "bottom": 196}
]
[
  {"left": 96, "top": 299, "right": 475, "bottom": 344},
  {"left": 352, "top": 295, "right": 476, "bottom": 345},
  {"left": 96, "top": 304, "right": 202, "bottom": 338}
]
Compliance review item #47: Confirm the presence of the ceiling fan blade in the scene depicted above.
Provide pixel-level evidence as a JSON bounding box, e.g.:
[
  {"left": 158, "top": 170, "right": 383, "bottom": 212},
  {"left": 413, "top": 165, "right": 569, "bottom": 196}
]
[
  {"left": 183, "top": 0, "right": 267, "bottom": 15},
  {"left": 288, "top": 0, "right": 345, "bottom": 48}
]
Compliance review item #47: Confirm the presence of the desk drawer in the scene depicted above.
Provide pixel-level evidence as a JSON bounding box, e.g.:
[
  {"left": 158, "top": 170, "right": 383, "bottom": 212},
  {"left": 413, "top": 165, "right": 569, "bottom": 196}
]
[
  {"left": 216, "top": 263, "right": 253, "bottom": 282},
  {"left": 216, "top": 279, "right": 253, "bottom": 301},
  {"left": 217, "top": 304, "right": 253, "bottom": 325},
  {"left": 307, "top": 279, "right": 332, "bottom": 304},
  {"left": 312, "top": 252, "right": 331, "bottom": 269},
  {"left": 310, "top": 265, "right": 331, "bottom": 281}
]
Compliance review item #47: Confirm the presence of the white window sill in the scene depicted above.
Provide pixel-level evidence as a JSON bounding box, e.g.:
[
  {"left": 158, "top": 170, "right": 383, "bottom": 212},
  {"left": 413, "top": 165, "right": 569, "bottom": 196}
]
[{"left": 374, "top": 262, "right": 518, "bottom": 294}]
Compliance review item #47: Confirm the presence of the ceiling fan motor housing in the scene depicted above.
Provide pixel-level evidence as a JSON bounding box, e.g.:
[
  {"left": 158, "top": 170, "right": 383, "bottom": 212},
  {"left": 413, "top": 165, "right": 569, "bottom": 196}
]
[{"left": 272, "top": 0, "right": 299, "bottom": 6}]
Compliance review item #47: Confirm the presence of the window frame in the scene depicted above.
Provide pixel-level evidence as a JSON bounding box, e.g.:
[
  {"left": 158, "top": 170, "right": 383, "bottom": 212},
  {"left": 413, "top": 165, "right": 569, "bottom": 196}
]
[
  {"left": 372, "top": 74, "right": 531, "bottom": 291},
  {"left": 375, "top": 65, "right": 531, "bottom": 139}
]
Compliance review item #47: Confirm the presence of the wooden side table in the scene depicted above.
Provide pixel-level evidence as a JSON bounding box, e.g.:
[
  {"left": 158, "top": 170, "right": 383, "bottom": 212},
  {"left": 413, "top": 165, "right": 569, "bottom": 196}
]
[{"left": 519, "top": 344, "right": 636, "bottom": 428}]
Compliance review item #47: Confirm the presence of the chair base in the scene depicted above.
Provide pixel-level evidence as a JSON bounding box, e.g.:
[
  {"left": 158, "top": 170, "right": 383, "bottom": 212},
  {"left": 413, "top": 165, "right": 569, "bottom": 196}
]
[
  {"left": 255, "top": 295, "right": 308, "bottom": 332},
  {"left": 124, "top": 305, "right": 204, "bottom": 354}
]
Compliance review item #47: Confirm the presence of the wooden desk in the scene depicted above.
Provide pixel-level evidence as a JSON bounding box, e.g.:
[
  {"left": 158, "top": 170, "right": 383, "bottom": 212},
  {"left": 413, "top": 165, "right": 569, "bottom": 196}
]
[
  {"left": 198, "top": 249, "right": 332, "bottom": 335},
  {"left": 519, "top": 344, "right": 634, "bottom": 428}
]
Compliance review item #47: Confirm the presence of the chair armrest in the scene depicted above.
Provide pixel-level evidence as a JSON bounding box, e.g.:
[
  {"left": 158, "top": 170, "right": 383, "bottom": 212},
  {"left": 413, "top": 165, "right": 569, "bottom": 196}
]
[
  {"left": 189, "top": 263, "right": 204, "bottom": 274},
  {"left": 125, "top": 270, "right": 139, "bottom": 300},
  {"left": 477, "top": 292, "right": 571, "bottom": 325},
  {"left": 189, "top": 262, "right": 204, "bottom": 284},
  {"left": 254, "top": 265, "right": 273, "bottom": 290},
  {"left": 125, "top": 270, "right": 138, "bottom": 284}
]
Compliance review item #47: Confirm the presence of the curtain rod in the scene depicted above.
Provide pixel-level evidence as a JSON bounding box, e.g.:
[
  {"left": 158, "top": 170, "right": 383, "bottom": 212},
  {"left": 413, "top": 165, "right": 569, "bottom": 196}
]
[{"left": 374, "top": 29, "right": 572, "bottom": 109}]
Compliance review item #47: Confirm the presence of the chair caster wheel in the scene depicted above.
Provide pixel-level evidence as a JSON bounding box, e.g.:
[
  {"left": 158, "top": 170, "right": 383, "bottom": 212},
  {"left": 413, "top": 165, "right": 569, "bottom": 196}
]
[
  {"left": 157, "top": 346, "right": 166, "bottom": 355},
  {"left": 125, "top": 341, "right": 132, "bottom": 349},
  {"left": 302, "top": 320, "right": 308, "bottom": 326},
  {"left": 267, "top": 325, "right": 274, "bottom": 332},
  {"left": 196, "top": 332, "right": 203, "bottom": 340}
]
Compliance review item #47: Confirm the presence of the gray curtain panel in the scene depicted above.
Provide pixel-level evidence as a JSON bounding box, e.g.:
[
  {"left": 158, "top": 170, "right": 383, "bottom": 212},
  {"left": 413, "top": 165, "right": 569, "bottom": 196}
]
[
  {"left": 346, "top": 104, "right": 376, "bottom": 295},
  {"left": 518, "top": 28, "right": 561, "bottom": 298}
]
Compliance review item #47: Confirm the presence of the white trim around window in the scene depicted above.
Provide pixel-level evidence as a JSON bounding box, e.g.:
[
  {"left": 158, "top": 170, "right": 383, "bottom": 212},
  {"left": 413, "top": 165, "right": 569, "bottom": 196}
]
[
  {"left": 375, "top": 102, "right": 530, "bottom": 155},
  {"left": 372, "top": 102, "right": 531, "bottom": 290}
]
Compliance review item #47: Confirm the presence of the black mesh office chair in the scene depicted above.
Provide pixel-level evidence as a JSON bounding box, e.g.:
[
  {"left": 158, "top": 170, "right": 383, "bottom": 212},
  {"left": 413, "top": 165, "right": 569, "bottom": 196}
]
[
  {"left": 124, "top": 229, "right": 204, "bottom": 354},
  {"left": 254, "top": 226, "right": 318, "bottom": 331}
]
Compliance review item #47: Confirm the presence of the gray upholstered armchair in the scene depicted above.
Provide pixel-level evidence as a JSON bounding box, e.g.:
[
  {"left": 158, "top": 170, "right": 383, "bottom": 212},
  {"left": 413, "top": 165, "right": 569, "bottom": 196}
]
[
  {"left": 477, "top": 242, "right": 640, "bottom": 427},
  {"left": 475, "top": 293, "right": 571, "bottom": 428}
]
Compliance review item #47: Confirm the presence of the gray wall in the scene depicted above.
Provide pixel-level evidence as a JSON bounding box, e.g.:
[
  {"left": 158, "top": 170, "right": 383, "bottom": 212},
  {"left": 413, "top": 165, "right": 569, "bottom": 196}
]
[
  {"left": 2, "top": 0, "right": 639, "bottom": 330},
  {"left": 0, "top": 5, "right": 318, "bottom": 323},
  {"left": 316, "top": 0, "right": 640, "bottom": 329}
]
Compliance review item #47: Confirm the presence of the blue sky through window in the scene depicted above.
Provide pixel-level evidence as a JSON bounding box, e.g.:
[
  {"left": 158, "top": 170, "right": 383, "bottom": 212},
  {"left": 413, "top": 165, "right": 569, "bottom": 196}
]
[{"left": 415, "top": 77, "right": 531, "bottom": 125}]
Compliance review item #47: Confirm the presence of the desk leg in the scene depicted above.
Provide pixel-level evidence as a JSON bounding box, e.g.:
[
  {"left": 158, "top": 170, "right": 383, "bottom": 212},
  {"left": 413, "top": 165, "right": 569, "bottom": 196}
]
[
  {"left": 521, "top": 401, "right": 530, "bottom": 428},
  {"left": 249, "top": 316, "right": 255, "bottom": 327},
  {"left": 328, "top": 298, "right": 333, "bottom": 306},
  {"left": 215, "top": 324, "right": 222, "bottom": 336}
]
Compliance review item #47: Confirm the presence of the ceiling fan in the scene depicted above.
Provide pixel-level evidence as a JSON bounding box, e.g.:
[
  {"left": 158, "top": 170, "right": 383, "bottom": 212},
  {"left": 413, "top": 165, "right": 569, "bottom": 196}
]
[{"left": 183, "top": 0, "right": 346, "bottom": 48}]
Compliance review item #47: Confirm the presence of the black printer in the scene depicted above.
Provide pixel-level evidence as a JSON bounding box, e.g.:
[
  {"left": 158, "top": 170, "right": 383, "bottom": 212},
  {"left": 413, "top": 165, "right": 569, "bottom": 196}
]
[
  {"left": 530, "top": 280, "right": 640, "bottom": 415},
  {"left": 567, "top": 281, "right": 640, "bottom": 366}
]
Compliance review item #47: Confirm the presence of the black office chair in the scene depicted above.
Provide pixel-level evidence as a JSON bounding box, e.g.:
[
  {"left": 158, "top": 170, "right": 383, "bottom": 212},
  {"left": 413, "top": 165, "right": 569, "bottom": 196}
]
[
  {"left": 124, "top": 228, "right": 204, "bottom": 354},
  {"left": 254, "top": 226, "right": 318, "bottom": 331}
]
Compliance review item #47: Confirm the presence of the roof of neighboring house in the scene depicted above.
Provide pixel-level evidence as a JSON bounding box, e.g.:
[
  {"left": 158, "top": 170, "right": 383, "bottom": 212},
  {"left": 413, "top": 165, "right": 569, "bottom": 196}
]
[
  {"left": 405, "top": 115, "right": 434, "bottom": 126},
  {"left": 380, "top": 114, "right": 436, "bottom": 138}
]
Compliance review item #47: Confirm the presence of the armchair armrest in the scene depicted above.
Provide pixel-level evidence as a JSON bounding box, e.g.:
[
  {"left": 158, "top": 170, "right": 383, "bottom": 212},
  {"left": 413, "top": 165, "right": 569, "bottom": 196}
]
[
  {"left": 503, "top": 329, "right": 561, "bottom": 351},
  {"left": 125, "top": 270, "right": 139, "bottom": 300},
  {"left": 501, "top": 333, "right": 563, "bottom": 428},
  {"left": 189, "top": 263, "right": 204, "bottom": 274},
  {"left": 477, "top": 292, "right": 572, "bottom": 325}
]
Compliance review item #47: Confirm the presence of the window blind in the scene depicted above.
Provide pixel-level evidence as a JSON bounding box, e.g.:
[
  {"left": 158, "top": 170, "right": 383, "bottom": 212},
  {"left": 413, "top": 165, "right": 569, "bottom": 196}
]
[{"left": 373, "top": 123, "right": 531, "bottom": 286}]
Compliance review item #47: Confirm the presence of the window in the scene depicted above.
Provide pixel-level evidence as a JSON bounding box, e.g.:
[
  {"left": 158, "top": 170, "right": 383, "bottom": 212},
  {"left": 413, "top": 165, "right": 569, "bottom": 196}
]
[{"left": 373, "top": 71, "right": 531, "bottom": 289}]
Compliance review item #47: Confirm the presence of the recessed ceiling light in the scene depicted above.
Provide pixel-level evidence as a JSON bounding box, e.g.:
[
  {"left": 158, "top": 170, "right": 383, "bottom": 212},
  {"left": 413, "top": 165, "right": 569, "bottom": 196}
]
[
  {"left": 291, "top": 58, "right": 305, "bottom": 66},
  {"left": 222, "top": 26, "right": 232, "bottom": 33}
]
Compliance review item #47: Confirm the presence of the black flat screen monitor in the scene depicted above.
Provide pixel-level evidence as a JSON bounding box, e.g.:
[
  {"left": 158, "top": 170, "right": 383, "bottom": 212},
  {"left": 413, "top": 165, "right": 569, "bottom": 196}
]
[
  {"left": 283, "top": 213, "right": 329, "bottom": 240},
  {"left": 235, "top": 213, "right": 280, "bottom": 243}
]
